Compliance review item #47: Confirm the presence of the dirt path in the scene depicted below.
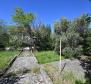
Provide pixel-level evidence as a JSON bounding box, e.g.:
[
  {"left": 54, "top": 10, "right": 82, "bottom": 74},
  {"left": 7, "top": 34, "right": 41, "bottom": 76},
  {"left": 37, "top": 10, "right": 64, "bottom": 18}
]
[{"left": 0, "top": 51, "right": 53, "bottom": 84}]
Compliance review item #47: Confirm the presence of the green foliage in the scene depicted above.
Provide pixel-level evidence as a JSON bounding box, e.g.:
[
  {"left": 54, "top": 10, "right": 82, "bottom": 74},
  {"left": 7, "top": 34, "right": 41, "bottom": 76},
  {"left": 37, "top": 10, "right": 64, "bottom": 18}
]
[
  {"left": 0, "top": 19, "right": 9, "bottom": 48},
  {"left": 13, "top": 8, "right": 34, "bottom": 26},
  {"left": 10, "top": 8, "right": 35, "bottom": 48},
  {"left": 54, "top": 35, "right": 60, "bottom": 54},
  {"left": 35, "top": 24, "right": 53, "bottom": 50},
  {"left": 54, "top": 14, "right": 91, "bottom": 58},
  {"left": 64, "top": 31, "right": 82, "bottom": 47},
  {"left": 54, "top": 17, "right": 70, "bottom": 35},
  {"left": 72, "top": 14, "right": 91, "bottom": 56},
  {"left": 12, "top": 7, "right": 35, "bottom": 37},
  {"left": 62, "top": 47, "right": 75, "bottom": 58},
  {"left": 71, "top": 14, "right": 90, "bottom": 38},
  {"left": 60, "top": 17, "right": 70, "bottom": 32},
  {"left": 54, "top": 30, "right": 83, "bottom": 58},
  {"left": 0, "top": 33, "right": 9, "bottom": 46},
  {"left": 83, "top": 29, "right": 91, "bottom": 55},
  {"left": 9, "top": 33, "right": 22, "bottom": 49},
  {"left": 62, "top": 46, "right": 82, "bottom": 58},
  {"left": 6, "top": 25, "right": 17, "bottom": 30},
  {"left": 54, "top": 21, "right": 61, "bottom": 35}
]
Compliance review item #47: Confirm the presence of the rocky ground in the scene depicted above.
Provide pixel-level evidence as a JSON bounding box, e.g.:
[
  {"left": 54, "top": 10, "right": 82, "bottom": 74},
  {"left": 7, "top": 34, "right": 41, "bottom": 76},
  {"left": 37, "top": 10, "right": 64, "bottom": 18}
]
[
  {"left": 0, "top": 51, "right": 52, "bottom": 84},
  {"left": 0, "top": 51, "right": 87, "bottom": 84},
  {"left": 42, "top": 59, "right": 86, "bottom": 84},
  {"left": 43, "top": 59, "right": 86, "bottom": 83}
]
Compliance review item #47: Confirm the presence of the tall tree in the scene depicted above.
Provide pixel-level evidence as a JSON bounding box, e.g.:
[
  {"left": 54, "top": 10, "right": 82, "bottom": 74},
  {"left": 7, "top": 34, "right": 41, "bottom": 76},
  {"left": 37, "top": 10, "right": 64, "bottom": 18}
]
[
  {"left": 54, "top": 17, "right": 70, "bottom": 35},
  {"left": 35, "top": 24, "right": 52, "bottom": 50},
  {"left": 72, "top": 14, "right": 91, "bottom": 37},
  {"left": 12, "top": 8, "right": 35, "bottom": 36},
  {"left": 73, "top": 14, "right": 91, "bottom": 55},
  {"left": 54, "top": 17, "right": 83, "bottom": 58},
  {"left": 0, "top": 20, "right": 9, "bottom": 49}
]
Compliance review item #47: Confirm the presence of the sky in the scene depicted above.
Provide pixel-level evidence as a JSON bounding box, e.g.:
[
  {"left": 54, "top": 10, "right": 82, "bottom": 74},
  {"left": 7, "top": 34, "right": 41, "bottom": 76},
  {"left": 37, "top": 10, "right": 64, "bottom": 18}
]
[{"left": 0, "top": 0, "right": 91, "bottom": 27}]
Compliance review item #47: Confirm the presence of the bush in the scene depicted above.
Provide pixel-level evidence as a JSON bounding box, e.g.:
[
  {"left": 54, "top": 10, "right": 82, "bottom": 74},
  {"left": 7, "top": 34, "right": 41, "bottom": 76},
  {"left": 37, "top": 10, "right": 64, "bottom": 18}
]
[
  {"left": 62, "top": 46, "right": 82, "bottom": 58},
  {"left": 54, "top": 31, "right": 82, "bottom": 58},
  {"left": 83, "top": 29, "right": 91, "bottom": 55},
  {"left": 62, "top": 47, "right": 75, "bottom": 58},
  {"left": 74, "top": 46, "right": 83, "bottom": 57}
]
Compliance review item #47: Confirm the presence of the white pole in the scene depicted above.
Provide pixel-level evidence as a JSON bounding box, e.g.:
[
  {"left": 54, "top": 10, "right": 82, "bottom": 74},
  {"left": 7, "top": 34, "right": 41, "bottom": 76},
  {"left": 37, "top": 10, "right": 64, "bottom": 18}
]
[
  {"left": 59, "top": 37, "right": 62, "bottom": 71},
  {"left": 60, "top": 37, "right": 61, "bottom": 61},
  {"left": 59, "top": 37, "right": 61, "bottom": 83}
]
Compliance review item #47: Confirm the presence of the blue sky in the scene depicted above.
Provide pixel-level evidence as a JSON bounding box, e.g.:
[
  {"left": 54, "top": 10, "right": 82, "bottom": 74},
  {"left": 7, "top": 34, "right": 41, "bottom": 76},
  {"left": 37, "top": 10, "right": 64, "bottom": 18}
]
[{"left": 0, "top": 0, "right": 91, "bottom": 26}]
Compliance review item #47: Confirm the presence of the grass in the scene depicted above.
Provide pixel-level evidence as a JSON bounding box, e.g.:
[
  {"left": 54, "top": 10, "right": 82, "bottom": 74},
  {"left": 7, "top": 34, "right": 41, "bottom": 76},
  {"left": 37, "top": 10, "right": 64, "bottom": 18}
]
[
  {"left": 44, "top": 64, "right": 85, "bottom": 84},
  {"left": 0, "top": 51, "right": 19, "bottom": 70},
  {"left": 34, "top": 51, "right": 64, "bottom": 64},
  {"left": 44, "top": 64, "right": 60, "bottom": 84}
]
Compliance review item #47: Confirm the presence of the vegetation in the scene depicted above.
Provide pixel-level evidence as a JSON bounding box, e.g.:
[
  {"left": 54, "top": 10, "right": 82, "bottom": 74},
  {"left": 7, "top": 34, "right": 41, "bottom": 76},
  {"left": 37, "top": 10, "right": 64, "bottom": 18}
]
[
  {"left": 0, "top": 51, "right": 19, "bottom": 70},
  {"left": 12, "top": 8, "right": 34, "bottom": 37},
  {"left": 34, "top": 51, "right": 63, "bottom": 64},
  {"left": 0, "top": 7, "right": 91, "bottom": 57},
  {"left": 0, "top": 20, "right": 9, "bottom": 49},
  {"left": 0, "top": 8, "right": 91, "bottom": 60},
  {"left": 33, "top": 24, "right": 53, "bottom": 50},
  {"left": 83, "top": 28, "right": 91, "bottom": 55},
  {"left": 44, "top": 64, "right": 85, "bottom": 84},
  {"left": 0, "top": 7, "right": 91, "bottom": 83},
  {"left": 54, "top": 14, "right": 91, "bottom": 58}
]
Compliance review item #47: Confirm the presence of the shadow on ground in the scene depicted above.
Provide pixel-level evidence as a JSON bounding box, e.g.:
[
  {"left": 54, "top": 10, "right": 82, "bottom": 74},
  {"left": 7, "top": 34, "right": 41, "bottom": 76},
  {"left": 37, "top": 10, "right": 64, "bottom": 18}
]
[
  {"left": 0, "top": 75, "right": 20, "bottom": 84},
  {"left": 80, "top": 57, "right": 91, "bottom": 84}
]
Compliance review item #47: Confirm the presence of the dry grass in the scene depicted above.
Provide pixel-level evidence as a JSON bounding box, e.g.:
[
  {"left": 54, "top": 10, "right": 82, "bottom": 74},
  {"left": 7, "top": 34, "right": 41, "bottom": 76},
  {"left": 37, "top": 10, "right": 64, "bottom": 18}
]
[
  {"left": 43, "top": 64, "right": 84, "bottom": 84},
  {"left": 32, "top": 66, "right": 40, "bottom": 74}
]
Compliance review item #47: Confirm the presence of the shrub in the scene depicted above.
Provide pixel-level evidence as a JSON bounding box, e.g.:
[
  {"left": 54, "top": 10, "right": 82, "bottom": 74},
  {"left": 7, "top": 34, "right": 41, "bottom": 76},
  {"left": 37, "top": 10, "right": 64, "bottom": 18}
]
[
  {"left": 62, "top": 47, "right": 75, "bottom": 58},
  {"left": 54, "top": 31, "right": 83, "bottom": 58}
]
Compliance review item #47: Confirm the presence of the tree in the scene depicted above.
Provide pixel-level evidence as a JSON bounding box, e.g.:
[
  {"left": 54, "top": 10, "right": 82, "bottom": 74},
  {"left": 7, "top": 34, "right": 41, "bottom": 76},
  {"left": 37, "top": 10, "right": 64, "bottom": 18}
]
[
  {"left": 54, "top": 17, "right": 83, "bottom": 58},
  {"left": 72, "top": 14, "right": 91, "bottom": 37},
  {"left": 11, "top": 8, "right": 35, "bottom": 48},
  {"left": 35, "top": 24, "right": 52, "bottom": 50},
  {"left": 9, "top": 29, "right": 23, "bottom": 49},
  {"left": 73, "top": 14, "right": 91, "bottom": 55},
  {"left": 54, "top": 22, "right": 61, "bottom": 35},
  {"left": 0, "top": 20, "right": 9, "bottom": 49},
  {"left": 83, "top": 29, "right": 91, "bottom": 55},
  {"left": 12, "top": 8, "right": 35, "bottom": 36},
  {"left": 54, "top": 17, "right": 70, "bottom": 35},
  {"left": 62, "top": 31, "right": 83, "bottom": 58}
]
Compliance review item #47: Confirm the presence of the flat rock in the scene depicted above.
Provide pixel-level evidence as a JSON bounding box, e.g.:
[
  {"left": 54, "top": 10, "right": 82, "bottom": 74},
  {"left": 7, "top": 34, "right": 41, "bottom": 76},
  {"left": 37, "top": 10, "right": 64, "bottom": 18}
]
[
  {"left": 6, "top": 56, "right": 39, "bottom": 75},
  {"left": 43, "top": 59, "right": 86, "bottom": 81},
  {"left": 3, "top": 51, "right": 53, "bottom": 84},
  {"left": 15, "top": 73, "right": 46, "bottom": 84}
]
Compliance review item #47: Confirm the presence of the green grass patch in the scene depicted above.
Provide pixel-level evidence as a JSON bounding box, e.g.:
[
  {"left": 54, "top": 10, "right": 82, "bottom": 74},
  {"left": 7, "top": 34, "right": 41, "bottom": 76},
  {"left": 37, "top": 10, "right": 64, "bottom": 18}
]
[
  {"left": 0, "top": 51, "right": 19, "bottom": 70},
  {"left": 34, "top": 51, "right": 64, "bottom": 64}
]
